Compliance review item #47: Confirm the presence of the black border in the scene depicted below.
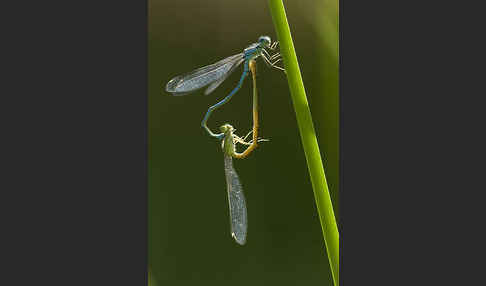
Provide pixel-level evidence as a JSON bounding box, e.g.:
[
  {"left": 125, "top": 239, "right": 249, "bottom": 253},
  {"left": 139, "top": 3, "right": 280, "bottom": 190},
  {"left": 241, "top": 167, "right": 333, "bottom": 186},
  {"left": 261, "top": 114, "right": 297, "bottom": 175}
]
[
  {"left": 3, "top": 0, "right": 147, "bottom": 284},
  {"left": 341, "top": 0, "right": 479, "bottom": 284}
]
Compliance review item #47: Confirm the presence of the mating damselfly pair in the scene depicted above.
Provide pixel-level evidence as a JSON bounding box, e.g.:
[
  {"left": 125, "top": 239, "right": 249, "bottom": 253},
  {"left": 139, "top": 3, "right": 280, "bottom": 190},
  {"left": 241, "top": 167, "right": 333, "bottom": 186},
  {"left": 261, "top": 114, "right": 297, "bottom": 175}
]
[{"left": 165, "top": 36, "right": 284, "bottom": 245}]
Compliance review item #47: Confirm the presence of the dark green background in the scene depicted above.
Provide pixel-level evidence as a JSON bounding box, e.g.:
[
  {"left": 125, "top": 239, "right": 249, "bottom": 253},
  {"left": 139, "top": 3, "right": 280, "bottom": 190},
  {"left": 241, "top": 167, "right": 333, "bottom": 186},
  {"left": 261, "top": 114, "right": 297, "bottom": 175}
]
[{"left": 149, "top": 1, "right": 338, "bottom": 285}]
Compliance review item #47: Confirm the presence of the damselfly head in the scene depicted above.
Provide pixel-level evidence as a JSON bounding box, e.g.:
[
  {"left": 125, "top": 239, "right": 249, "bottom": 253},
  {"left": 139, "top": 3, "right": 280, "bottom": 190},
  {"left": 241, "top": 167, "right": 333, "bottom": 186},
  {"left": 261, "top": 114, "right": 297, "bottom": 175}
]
[
  {"left": 220, "top": 124, "right": 234, "bottom": 134},
  {"left": 258, "top": 35, "right": 271, "bottom": 48}
]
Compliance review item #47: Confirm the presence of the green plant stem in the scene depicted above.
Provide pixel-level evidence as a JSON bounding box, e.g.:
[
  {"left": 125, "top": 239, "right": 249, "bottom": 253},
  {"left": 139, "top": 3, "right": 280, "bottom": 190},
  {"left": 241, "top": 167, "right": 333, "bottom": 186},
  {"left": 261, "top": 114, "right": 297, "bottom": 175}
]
[{"left": 267, "top": 1, "right": 339, "bottom": 285}]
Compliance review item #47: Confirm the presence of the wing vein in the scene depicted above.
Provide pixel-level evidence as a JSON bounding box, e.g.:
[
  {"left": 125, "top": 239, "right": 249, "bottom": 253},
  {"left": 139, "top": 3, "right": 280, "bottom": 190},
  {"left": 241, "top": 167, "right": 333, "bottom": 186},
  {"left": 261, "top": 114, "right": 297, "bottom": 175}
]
[
  {"left": 166, "top": 53, "right": 244, "bottom": 95},
  {"left": 224, "top": 154, "right": 247, "bottom": 245}
]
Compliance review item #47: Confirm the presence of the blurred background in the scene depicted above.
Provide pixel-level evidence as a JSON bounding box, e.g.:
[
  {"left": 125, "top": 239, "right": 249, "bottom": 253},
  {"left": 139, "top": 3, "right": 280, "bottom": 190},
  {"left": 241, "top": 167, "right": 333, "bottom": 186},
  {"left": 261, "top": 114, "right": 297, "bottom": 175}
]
[{"left": 149, "top": 0, "right": 338, "bottom": 285}]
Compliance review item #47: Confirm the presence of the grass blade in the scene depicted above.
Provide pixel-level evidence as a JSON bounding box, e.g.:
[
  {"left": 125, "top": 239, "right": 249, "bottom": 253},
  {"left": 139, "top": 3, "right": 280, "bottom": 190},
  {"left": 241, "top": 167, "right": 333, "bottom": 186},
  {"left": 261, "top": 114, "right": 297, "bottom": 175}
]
[{"left": 267, "top": 1, "right": 339, "bottom": 285}]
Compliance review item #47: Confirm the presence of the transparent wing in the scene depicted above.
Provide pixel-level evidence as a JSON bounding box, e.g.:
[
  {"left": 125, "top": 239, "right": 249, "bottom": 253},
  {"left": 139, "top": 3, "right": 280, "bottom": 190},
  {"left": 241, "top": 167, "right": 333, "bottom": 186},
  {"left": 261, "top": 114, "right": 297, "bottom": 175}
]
[
  {"left": 166, "top": 53, "right": 244, "bottom": 96},
  {"left": 204, "top": 57, "right": 245, "bottom": 95},
  {"left": 224, "top": 154, "right": 247, "bottom": 245}
]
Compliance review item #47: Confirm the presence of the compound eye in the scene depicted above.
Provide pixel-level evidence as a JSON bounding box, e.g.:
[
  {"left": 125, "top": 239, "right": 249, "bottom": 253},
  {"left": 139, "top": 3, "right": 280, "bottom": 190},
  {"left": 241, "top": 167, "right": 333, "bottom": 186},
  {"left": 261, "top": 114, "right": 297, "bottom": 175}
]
[{"left": 259, "top": 35, "right": 271, "bottom": 46}]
